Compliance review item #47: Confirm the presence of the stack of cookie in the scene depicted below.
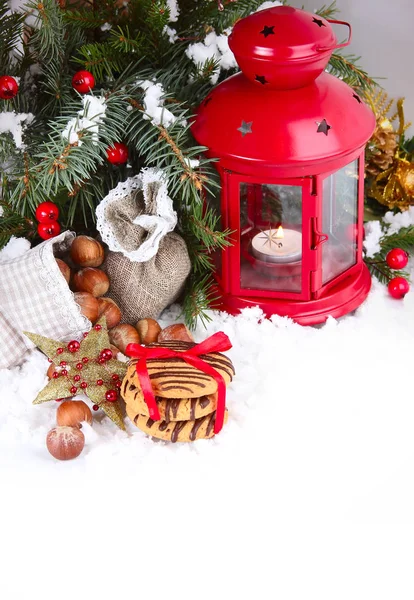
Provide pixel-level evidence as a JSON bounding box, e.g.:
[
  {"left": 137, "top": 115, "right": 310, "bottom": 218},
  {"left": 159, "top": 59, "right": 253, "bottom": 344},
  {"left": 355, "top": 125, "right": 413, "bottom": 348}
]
[{"left": 121, "top": 340, "right": 235, "bottom": 443}]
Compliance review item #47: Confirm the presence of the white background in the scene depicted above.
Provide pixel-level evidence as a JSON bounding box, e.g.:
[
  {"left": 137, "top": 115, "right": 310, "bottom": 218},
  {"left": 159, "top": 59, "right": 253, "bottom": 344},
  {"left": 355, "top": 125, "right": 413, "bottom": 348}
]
[{"left": 298, "top": 0, "right": 414, "bottom": 133}]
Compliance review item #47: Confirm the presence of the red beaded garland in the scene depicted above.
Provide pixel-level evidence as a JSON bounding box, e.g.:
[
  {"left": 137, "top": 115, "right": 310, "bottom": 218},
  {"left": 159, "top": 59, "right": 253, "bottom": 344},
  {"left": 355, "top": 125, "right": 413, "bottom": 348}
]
[
  {"left": 73, "top": 374, "right": 81, "bottom": 382},
  {"left": 386, "top": 248, "right": 409, "bottom": 270},
  {"left": 96, "top": 379, "right": 103, "bottom": 386},
  {"left": 60, "top": 361, "right": 67, "bottom": 366},
  {"left": 72, "top": 70, "right": 95, "bottom": 94},
  {"left": 37, "top": 221, "right": 61, "bottom": 240},
  {"left": 67, "top": 340, "right": 80, "bottom": 353},
  {"left": 48, "top": 358, "right": 53, "bottom": 363},
  {"left": 0, "top": 75, "right": 19, "bottom": 99},
  {"left": 388, "top": 277, "right": 410, "bottom": 299},
  {"left": 76, "top": 362, "right": 83, "bottom": 370},
  {"left": 61, "top": 369, "right": 68, "bottom": 376},
  {"left": 35, "top": 201, "right": 59, "bottom": 223},
  {"left": 82, "top": 357, "right": 89, "bottom": 364},
  {"left": 105, "top": 389, "right": 118, "bottom": 402},
  {"left": 111, "top": 373, "right": 119, "bottom": 381},
  {"left": 115, "top": 381, "right": 122, "bottom": 389},
  {"left": 80, "top": 382, "right": 88, "bottom": 389},
  {"left": 93, "top": 404, "right": 99, "bottom": 411},
  {"left": 57, "top": 348, "right": 64, "bottom": 354},
  {"left": 52, "top": 372, "right": 60, "bottom": 379},
  {"left": 98, "top": 357, "right": 106, "bottom": 365},
  {"left": 70, "top": 386, "right": 78, "bottom": 394},
  {"left": 83, "top": 332, "right": 89, "bottom": 338},
  {"left": 94, "top": 324, "right": 102, "bottom": 331},
  {"left": 100, "top": 348, "right": 113, "bottom": 361},
  {"left": 106, "top": 142, "right": 129, "bottom": 165}
]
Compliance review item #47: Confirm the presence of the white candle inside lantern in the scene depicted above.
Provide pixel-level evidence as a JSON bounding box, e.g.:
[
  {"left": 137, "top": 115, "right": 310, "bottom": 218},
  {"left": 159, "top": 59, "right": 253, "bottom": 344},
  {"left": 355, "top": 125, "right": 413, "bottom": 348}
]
[{"left": 251, "top": 226, "right": 302, "bottom": 264}]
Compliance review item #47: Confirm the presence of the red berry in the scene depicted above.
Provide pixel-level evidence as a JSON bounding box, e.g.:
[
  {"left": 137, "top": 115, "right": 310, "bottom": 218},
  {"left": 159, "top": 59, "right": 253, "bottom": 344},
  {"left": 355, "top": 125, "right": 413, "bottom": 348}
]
[
  {"left": 386, "top": 248, "right": 409, "bottom": 270},
  {"left": 94, "top": 324, "right": 102, "bottom": 331},
  {"left": 70, "top": 386, "right": 78, "bottom": 394},
  {"left": 96, "top": 379, "right": 104, "bottom": 386},
  {"left": 72, "top": 70, "right": 95, "bottom": 94},
  {"left": 37, "top": 221, "right": 61, "bottom": 240},
  {"left": 111, "top": 373, "right": 119, "bottom": 381},
  {"left": 80, "top": 382, "right": 88, "bottom": 389},
  {"left": 67, "top": 340, "right": 80, "bottom": 353},
  {"left": 57, "top": 348, "right": 64, "bottom": 354},
  {"left": 76, "top": 362, "right": 83, "bottom": 370},
  {"left": 106, "top": 142, "right": 128, "bottom": 165},
  {"left": 52, "top": 372, "right": 60, "bottom": 379},
  {"left": 82, "top": 357, "right": 89, "bottom": 364},
  {"left": 61, "top": 369, "right": 68, "bottom": 376},
  {"left": 388, "top": 277, "right": 410, "bottom": 299},
  {"left": 0, "top": 75, "right": 18, "bottom": 100},
  {"left": 93, "top": 404, "right": 99, "bottom": 411},
  {"left": 74, "top": 374, "right": 81, "bottom": 382},
  {"left": 35, "top": 201, "right": 59, "bottom": 223},
  {"left": 105, "top": 389, "right": 118, "bottom": 402},
  {"left": 100, "top": 348, "right": 113, "bottom": 361}
]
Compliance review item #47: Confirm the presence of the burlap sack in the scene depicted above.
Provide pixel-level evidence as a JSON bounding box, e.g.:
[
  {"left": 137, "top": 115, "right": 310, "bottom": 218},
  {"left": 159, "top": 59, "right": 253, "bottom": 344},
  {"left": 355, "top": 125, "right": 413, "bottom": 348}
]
[
  {"left": 0, "top": 231, "right": 90, "bottom": 369},
  {"left": 96, "top": 169, "right": 191, "bottom": 323}
]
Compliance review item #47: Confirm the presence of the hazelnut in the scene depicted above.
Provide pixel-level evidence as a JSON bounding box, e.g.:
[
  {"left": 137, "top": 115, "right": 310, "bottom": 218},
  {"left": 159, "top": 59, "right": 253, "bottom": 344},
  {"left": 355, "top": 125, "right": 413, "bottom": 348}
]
[
  {"left": 46, "top": 426, "right": 85, "bottom": 460},
  {"left": 158, "top": 324, "right": 194, "bottom": 343},
  {"left": 55, "top": 258, "right": 71, "bottom": 284},
  {"left": 70, "top": 235, "right": 105, "bottom": 267},
  {"left": 73, "top": 268, "right": 110, "bottom": 297},
  {"left": 136, "top": 318, "right": 162, "bottom": 344},
  {"left": 108, "top": 324, "right": 140, "bottom": 354},
  {"left": 56, "top": 400, "right": 93, "bottom": 429},
  {"left": 74, "top": 291, "right": 99, "bottom": 324},
  {"left": 97, "top": 297, "right": 122, "bottom": 329}
]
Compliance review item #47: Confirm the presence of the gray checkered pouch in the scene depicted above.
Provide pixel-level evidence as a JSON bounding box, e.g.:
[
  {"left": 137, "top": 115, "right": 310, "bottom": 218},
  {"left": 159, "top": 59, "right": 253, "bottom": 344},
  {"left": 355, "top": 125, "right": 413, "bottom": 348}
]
[{"left": 0, "top": 231, "right": 90, "bottom": 369}]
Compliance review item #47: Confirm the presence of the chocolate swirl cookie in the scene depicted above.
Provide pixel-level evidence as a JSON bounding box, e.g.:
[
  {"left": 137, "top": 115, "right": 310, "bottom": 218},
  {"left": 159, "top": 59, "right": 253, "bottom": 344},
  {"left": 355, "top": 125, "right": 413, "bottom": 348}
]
[
  {"left": 126, "top": 403, "right": 228, "bottom": 443},
  {"left": 123, "top": 340, "right": 235, "bottom": 399},
  {"left": 123, "top": 386, "right": 217, "bottom": 422}
]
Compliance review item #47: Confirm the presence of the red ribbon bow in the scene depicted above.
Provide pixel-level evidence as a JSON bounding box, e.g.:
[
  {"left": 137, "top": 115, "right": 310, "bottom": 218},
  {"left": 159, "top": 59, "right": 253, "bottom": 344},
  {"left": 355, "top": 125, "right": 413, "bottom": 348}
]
[{"left": 126, "top": 332, "right": 232, "bottom": 435}]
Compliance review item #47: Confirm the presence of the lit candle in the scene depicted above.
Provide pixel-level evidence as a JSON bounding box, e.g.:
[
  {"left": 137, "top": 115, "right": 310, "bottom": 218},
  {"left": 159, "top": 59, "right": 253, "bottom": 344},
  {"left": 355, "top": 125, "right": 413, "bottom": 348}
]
[{"left": 251, "top": 226, "right": 302, "bottom": 264}]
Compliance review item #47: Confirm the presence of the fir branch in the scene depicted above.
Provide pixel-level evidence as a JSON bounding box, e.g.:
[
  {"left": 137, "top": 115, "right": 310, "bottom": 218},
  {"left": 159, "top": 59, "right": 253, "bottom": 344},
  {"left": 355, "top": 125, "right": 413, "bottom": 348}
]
[
  {"left": 181, "top": 272, "right": 220, "bottom": 329},
  {"left": 364, "top": 226, "right": 414, "bottom": 284},
  {"left": 315, "top": 2, "right": 339, "bottom": 20},
  {"left": 0, "top": 198, "right": 36, "bottom": 250},
  {"left": 378, "top": 227, "right": 414, "bottom": 255},
  {"left": 328, "top": 53, "right": 377, "bottom": 92}
]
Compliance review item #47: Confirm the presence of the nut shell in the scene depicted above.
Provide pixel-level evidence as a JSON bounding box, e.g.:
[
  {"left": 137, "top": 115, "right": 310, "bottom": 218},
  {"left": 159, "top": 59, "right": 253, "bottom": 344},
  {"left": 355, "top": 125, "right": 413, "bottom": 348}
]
[
  {"left": 56, "top": 258, "right": 71, "bottom": 284},
  {"left": 136, "top": 318, "right": 162, "bottom": 345},
  {"left": 56, "top": 400, "right": 93, "bottom": 428},
  {"left": 74, "top": 292, "right": 99, "bottom": 324},
  {"left": 70, "top": 235, "right": 105, "bottom": 267},
  {"left": 46, "top": 426, "right": 85, "bottom": 460},
  {"left": 73, "top": 268, "right": 110, "bottom": 297},
  {"left": 108, "top": 324, "right": 140, "bottom": 354},
  {"left": 158, "top": 324, "right": 194, "bottom": 343},
  {"left": 97, "top": 297, "right": 122, "bottom": 329}
]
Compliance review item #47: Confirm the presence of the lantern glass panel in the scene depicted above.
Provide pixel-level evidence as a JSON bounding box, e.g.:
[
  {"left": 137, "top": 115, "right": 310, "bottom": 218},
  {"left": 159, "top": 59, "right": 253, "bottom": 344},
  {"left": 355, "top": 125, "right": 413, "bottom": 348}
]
[
  {"left": 322, "top": 160, "right": 359, "bottom": 285},
  {"left": 240, "top": 183, "right": 302, "bottom": 293},
  {"left": 205, "top": 168, "right": 222, "bottom": 279}
]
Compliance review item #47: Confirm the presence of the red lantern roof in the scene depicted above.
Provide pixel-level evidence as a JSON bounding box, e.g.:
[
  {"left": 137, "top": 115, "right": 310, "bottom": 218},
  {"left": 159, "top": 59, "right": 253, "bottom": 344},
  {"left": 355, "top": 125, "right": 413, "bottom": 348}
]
[{"left": 191, "top": 6, "right": 376, "bottom": 177}]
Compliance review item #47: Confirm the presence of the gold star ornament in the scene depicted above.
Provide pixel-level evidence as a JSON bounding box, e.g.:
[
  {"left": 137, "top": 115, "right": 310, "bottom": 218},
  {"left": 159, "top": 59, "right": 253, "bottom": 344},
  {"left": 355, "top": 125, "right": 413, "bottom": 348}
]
[{"left": 24, "top": 318, "right": 128, "bottom": 430}]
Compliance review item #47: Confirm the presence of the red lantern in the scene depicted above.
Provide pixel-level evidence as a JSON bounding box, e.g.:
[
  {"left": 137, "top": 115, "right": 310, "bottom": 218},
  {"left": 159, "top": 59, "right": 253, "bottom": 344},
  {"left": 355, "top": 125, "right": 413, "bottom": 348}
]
[{"left": 192, "top": 6, "right": 376, "bottom": 325}]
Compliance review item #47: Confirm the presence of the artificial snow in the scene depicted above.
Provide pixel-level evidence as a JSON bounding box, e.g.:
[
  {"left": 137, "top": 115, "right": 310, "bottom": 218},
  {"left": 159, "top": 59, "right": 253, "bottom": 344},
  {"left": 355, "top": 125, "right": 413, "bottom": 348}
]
[
  {"left": 256, "top": 0, "right": 283, "bottom": 10},
  {"left": 138, "top": 79, "right": 178, "bottom": 127},
  {"left": 164, "top": 25, "right": 178, "bottom": 44},
  {"left": 2, "top": 265, "right": 414, "bottom": 599},
  {"left": 0, "top": 111, "right": 34, "bottom": 149},
  {"left": 0, "top": 235, "right": 30, "bottom": 262},
  {"left": 166, "top": 0, "right": 179, "bottom": 22},
  {"left": 186, "top": 28, "right": 237, "bottom": 84},
  {"left": 61, "top": 95, "right": 107, "bottom": 145},
  {"left": 363, "top": 220, "right": 383, "bottom": 257},
  {"left": 383, "top": 205, "right": 414, "bottom": 232}
]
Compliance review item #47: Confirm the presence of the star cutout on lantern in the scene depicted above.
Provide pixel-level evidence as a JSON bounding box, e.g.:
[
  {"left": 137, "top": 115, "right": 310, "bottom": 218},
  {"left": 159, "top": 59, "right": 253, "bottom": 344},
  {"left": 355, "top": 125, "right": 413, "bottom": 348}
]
[
  {"left": 312, "top": 17, "right": 326, "bottom": 27},
  {"left": 237, "top": 120, "right": 253, "bottom": 137},
  {"left": 255, "top": 75, "right": 268, "bottom": 85},
  {"left": 24, "top": 318, "right": 128, "bottom": 430},
  {"left": 260, "top": 25, "right": 275, "bottom": 38},
  {"left": 353, "top": 93, "right": 362, "bottom": 104},
  {"left": 316, "top": 119, "right": 331, "bottom": 136}
]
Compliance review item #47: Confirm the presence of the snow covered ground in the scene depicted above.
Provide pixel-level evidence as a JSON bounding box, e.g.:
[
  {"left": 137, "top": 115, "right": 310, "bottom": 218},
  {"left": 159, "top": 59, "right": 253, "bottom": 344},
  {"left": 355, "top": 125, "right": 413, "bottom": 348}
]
[{"left": 1, "top": 276, "right": 414, "bottom": 600}]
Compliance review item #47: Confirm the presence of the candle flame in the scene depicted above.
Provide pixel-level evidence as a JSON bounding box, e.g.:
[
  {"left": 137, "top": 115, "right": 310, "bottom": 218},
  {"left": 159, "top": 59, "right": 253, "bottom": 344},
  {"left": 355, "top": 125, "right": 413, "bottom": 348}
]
[{"left": 275, "top": 226, "right": 284, "bottom": 239}]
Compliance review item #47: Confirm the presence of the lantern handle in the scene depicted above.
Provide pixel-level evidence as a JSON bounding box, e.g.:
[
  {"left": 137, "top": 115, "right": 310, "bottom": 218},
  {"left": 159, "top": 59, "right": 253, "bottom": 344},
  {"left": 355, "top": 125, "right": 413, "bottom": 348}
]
[{"left": 316, "top": 19, "right": 352, "bottom": 52}]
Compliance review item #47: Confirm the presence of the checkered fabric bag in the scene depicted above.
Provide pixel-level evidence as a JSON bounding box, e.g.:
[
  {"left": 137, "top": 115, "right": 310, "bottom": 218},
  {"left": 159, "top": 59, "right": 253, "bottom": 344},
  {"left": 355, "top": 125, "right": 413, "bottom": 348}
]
[{"left": 0, "top": 231, "right": 90, "bottom": 369}]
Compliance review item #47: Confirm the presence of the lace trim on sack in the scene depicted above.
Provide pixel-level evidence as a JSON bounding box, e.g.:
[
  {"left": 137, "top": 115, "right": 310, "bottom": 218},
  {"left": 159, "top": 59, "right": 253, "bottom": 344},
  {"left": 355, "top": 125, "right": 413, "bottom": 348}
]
[
  {"left": 33, "top": 231, "right": 91, "bottom": 340},
  {"left": 96, "top": 167, "right": 177, "bottom": 263}
]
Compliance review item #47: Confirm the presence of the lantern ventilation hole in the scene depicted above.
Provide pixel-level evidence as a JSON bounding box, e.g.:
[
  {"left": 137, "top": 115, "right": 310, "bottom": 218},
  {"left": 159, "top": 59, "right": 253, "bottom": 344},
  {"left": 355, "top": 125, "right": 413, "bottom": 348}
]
[
  {"left": 353, "top": 93, "right": 362, "bottom": 104},
  {"left": 312, "top": 17, "right": 326, "bottom": 28},
  {"left": 316, "top": 119, "right": 332, "bottom": 135},
  {"left": 255, "top": 75, "right": 269, "bottom": 85},
  {"left": 260, "top": 25, "right": 275, "bottom": 38}
]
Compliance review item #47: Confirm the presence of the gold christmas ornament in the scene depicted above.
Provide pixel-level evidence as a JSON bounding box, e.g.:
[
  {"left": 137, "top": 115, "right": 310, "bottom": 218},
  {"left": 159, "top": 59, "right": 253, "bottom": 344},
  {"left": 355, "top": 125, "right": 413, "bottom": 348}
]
[
  {"left": 365, "top": 91, "right": 414, "bottom": 210},
  {"left": 24, "top": 318, "right": 128, "bottom": 430}
]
